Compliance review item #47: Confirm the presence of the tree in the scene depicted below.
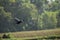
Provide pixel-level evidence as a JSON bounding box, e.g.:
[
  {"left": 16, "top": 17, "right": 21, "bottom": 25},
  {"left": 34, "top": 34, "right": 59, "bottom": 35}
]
[
  {"left": 57, "top": 10, "right": 60, "bottom": 28},
  {"left": 0, "top": 6, "right": 12, "bottom": 32},
  {"left": 37, "top": 10, "right": 58, "bottom": 30},
  {"left": 16, "top": 3, "right": 38, "bottom": 30}
]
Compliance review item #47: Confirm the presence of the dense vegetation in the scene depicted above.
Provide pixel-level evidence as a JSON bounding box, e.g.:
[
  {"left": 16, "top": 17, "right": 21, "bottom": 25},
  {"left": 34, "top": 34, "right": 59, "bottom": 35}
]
[{"left": 0, "top": 0, "right": 60, "bottom": 33}]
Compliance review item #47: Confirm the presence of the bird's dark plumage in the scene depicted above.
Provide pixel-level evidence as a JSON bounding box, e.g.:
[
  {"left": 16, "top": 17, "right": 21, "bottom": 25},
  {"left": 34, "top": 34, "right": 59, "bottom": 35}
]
[
  {"left": 16, "top": 21, "right": 22, "bottom": 24},
  {"left": 14, "top": 17, "right": 23, "bottom": 24}
]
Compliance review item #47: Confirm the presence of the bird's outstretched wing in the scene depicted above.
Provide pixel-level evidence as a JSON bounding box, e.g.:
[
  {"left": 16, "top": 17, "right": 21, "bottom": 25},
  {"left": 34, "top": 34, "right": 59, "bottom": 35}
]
[{"left": 14, "top": 17, "right": 23, "bottom": 24}]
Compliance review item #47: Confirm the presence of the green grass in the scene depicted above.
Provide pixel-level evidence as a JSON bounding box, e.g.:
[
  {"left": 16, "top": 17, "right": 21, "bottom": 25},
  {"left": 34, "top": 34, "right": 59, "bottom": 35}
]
[{"left": 0, "top": 28, "right": 60, "bottom": 40}]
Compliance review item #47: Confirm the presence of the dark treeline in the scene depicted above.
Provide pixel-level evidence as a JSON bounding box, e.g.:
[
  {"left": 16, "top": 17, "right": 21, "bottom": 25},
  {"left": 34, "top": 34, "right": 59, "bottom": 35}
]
[{"left": 0, "top": 0, "right": 60, "bottom": 33}]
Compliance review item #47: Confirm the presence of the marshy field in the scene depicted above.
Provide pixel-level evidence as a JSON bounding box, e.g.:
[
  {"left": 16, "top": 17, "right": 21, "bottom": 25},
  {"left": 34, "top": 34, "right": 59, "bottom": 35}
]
[{"left": 0, "top": 28, "right": 60, "bottom": 40}]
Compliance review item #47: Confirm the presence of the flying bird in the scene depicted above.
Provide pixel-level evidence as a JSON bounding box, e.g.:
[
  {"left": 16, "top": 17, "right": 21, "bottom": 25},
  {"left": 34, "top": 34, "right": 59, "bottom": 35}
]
[{"left": 14, "top": 17, "right": 23, "bottom": 24}]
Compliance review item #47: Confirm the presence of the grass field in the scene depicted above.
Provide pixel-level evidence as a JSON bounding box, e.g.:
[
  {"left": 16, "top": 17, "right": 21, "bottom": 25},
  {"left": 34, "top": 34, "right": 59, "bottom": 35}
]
[{"left": 0, "top": 28, "right": 60, "bottom": 40}]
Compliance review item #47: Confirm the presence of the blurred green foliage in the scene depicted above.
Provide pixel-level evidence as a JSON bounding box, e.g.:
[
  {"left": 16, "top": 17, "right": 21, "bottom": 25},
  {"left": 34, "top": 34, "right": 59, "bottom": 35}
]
[{"left": 0, "top": 0, "right": 60, "bottom": 32}]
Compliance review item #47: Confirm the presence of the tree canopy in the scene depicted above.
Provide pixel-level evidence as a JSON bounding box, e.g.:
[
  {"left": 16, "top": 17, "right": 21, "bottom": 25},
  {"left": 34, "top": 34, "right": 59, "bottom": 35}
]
[{"left": 0, "top": 0, "right": 60, "bottom": 32}]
